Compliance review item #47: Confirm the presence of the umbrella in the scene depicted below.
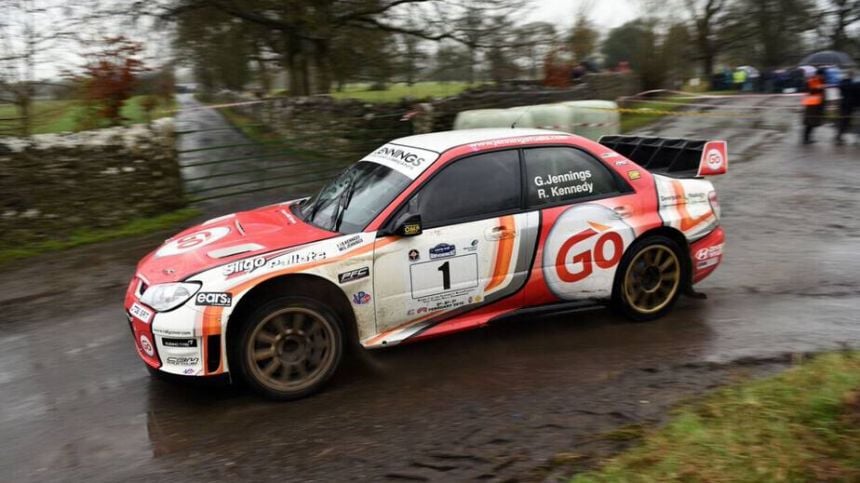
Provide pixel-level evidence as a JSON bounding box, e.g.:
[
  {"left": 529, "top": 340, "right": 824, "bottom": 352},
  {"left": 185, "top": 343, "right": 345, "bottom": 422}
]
[{"left": 799, "top": 50, "right": 856, "bottom": 68}]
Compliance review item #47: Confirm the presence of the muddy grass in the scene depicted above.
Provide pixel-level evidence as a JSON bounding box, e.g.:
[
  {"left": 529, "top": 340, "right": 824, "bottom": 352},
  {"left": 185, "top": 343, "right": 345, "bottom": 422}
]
[{"left": 567, "top": 351, "right": 860, "bottom": 482}]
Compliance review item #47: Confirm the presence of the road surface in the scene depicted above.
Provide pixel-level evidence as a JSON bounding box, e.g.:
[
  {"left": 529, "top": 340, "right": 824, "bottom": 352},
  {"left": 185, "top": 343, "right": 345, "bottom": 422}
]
[{"left": 1, "top": 94, "right": 858, "bottom": 482}]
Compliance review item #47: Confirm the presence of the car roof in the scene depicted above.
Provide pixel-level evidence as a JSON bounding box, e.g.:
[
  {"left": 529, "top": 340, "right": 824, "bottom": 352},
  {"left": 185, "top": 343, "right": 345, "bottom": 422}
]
[{"left": 392, "top": 128, "right": 570, "bottom": 153}]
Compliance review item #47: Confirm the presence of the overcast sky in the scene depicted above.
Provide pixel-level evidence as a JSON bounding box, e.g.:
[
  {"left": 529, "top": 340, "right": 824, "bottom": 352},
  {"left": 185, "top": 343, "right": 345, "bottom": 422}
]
[{"left": 527, "top": 0, "right": 638, "bottom": 31}]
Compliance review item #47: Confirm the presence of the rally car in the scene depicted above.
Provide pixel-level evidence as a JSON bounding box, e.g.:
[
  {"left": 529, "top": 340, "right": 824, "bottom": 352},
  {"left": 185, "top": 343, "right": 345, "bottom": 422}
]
[{"left": 125, "top": 128, "right": 727, "bottom": 400}]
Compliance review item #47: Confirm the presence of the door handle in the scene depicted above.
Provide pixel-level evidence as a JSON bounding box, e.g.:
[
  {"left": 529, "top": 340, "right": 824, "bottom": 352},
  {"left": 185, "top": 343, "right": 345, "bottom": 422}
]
[
  {"left": 485, "top": 225, "right": 516, "bottom": 240},
  {"left": 612, "top": 205, "right": 633, "bottom": 218}
]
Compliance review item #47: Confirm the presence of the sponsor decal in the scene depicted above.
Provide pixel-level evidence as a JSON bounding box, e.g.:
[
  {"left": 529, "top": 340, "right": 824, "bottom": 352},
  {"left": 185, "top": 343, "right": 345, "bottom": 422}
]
[
  {"left": 602, "top": 151, "right": 621, "bottom": 158},
  {"left": 139, "top": 334, "right": 155, "bottom": 357},
  {"left": 166, "top": 356, "right": 199, "bottom": 366},
  {"left": 706, "top": 148, "right": 723, "bottom": 170},
  {"left": 408, "top": 249, "right": 420, "bottom": 262},
  {"left": 195, "top": 292, "right": 232, "bottom": 307},
  {"left": 130, "top": 302, "right": 153, "bottom": 324},
  {"left": 463, "top": 239, "right": 479, "bottom": 252},
  {"left": 336, "top": 235, "right": 362, "bottom": 252},
  {"left": 362, "top": 144, "right": 438, "bottom": 179},
  {"left": 352, "top": 291, "right": 372, "bottom": 305},
  {"left": 543, "top": 204, "right": 636, "bottom": 300},
  {"left": 696, "top": 258, "right": 719, "bottom": 270},
  {"left": 156, "top": 227, "right": 231, "bottom": 257},
  {"left": 695, "top": 245, "right": 723, "bottom": 261},
  {"left": 223, "top": 256, "right": 266, "bottom": 276},
  {"left": 555, "top": 226, "right": 624, "bottom": 283},
  {"left": 183, "top": 368, "right": 195, "bottom": 375},
  {"left": 407, "top": 309, "right": 416, "bottom": 316},
  {"left": 468, "top": 134, "right": 569, "bottom": 151},
  {"left": 417, "top": 306, "right": 428, "bottom": 314},
  {"left": 155, "top": 328, "right": 193, "bottom": 337},
  {"left": 627, "top": 170, "right": 641, "bottom": 180},
  {"left": 338, "top": 266, "right": 370, "bottom": 284},
  {"left": 403, "top": 223, "right": 422, "bottom": 236},
  {"left": 162, "top": 338, "right": 198, "bottom": 348},
  {"left": 269, "top": 250, "right": 327, "bottom": 268},
  {"left": 429, "top": 243, "right": 456, "bottom": 259}
]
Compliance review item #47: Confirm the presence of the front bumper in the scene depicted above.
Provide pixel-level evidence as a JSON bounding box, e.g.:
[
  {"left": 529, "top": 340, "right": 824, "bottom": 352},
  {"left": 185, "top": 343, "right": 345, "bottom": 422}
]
[{"left": 125, "top": 282, "right": 223, "bottom": 377}]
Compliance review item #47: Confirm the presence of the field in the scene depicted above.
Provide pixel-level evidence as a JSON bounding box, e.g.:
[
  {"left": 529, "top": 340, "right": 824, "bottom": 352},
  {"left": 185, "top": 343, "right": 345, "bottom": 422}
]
[
  {"left": 0, "top": 95, "right": 176, "bottom": 135},
  {"left": 329, "top": 81, "right": 475, "bottom": 103},
  {"left": 571, "top": 351, "right": 860, "bottom": 482}
]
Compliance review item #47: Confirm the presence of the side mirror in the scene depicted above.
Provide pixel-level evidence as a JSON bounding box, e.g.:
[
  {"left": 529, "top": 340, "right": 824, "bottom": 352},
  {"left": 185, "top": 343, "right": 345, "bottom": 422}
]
[{"left": 392, "top": 213, "right": 423, "bottom": 237}]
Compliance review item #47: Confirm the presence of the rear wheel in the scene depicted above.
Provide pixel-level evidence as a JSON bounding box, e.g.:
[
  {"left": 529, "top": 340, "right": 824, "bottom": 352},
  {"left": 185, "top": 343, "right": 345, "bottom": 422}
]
[
  {"left": 612, "top": 236, "right": 684, "bottom": 321},
  {"left": 232, "top": 296, "right": 343, "bottom": 400}
]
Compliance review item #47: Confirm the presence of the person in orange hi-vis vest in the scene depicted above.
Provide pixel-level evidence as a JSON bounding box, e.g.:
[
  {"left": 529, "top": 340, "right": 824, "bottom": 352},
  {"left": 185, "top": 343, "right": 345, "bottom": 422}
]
[{"left": 803, "top": 68, "right": 827, "bottom": 144}]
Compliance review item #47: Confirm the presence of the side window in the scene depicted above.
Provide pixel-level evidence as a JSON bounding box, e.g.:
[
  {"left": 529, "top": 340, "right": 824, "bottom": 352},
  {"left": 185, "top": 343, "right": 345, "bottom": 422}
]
[
  {"left": 415, "top": 150, "right": 521, "bottom": 226},
  {"left": 524, "top": 147, "right": 620, "bottom": 207}
]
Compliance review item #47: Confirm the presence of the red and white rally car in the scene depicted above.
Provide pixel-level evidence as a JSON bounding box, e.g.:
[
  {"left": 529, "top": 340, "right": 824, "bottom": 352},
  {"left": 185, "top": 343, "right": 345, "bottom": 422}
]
[{"left": 125, "top": 128, "right": 727, "bottom": 399}]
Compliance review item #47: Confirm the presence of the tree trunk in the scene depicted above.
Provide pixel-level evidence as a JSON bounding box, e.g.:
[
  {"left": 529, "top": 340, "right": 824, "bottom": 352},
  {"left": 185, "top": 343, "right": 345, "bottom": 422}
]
[
  {"left": 313, "top": 39, "right": 333, "bottom": 94},
  {"left": 703, "top": 53, "right": 715, "bottom": 89},
  {"left": 467, "top": 46, "right": 477, "bottom": 84}
]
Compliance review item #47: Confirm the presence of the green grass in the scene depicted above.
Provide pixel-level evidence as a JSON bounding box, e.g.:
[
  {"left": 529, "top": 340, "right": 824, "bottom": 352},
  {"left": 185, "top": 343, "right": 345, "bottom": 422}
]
[
  {"left": 329, "top": 81, "right": 476, "bottom": 103},
  {"left": 0, "top": 207, "right": 200, "bottom": 265},
  {"left": 0, "top": 95, "right": 176, "bottom": 135},
  {"left": 620, "top": 96, "right": 696, "bottom": 133},
  {"left": 571, "top": 351, "right": 860, "bottom": 482}
]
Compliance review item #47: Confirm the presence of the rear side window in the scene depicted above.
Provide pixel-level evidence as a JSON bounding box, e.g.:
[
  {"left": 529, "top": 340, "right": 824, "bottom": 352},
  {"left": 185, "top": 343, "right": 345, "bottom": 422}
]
[
  {"left": 415, "top": 150, "right": 521, "bottom": 226},
  {"left": 524, "top": 147, "right": 619, "bottom": 207}
]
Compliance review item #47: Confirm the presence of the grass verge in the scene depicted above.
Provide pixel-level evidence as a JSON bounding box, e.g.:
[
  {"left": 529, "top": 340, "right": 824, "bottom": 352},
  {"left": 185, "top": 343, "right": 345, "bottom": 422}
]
[
  {"left": 0, "top": 95, "right": 176, "bottom": 135},
  {"left": 571, "top": 351, "right": 860, "bottom": 482},
  {"left": 329, "top": 81, "right": 475, "bottom": 103},
  {"left": 0, "top": 207, "right": 200, "bottom": 265},
  {"left": 620, "top": 96, "right": 696, "bottom": 133}
]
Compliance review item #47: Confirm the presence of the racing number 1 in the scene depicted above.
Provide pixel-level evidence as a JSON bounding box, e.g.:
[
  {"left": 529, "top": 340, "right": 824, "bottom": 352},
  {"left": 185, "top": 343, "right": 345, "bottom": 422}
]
[{"left": 437, "top": 261, "right": 451, "bottom": 290}]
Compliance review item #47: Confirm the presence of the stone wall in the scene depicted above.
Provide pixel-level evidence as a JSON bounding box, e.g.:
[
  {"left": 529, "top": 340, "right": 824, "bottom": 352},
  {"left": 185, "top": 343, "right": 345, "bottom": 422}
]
[
  {"left": 427, "top": 73, "right": 639, "bottom": 132},
  {"left": 215, "top": 73, "right": 639, "bottom": 160},
  {"left": 0, "top": 119, "right": 185, "bottom": 247},
  {"left": 232, "top": 96, "right": 414, "bottom": 160}
]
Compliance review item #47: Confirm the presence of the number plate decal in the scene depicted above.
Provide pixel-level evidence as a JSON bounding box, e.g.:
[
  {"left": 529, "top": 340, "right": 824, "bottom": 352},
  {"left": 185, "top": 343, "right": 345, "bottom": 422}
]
[{"left": 409, "top": 254, "right": 479, "bottom": 300}]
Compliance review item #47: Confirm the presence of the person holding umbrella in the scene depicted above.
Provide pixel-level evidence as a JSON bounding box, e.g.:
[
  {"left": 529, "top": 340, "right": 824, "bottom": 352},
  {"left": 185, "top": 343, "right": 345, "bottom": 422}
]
[
  {"left": 802, "top": 68, "right": 827, "bottom": 144},
  {"left": 836, "top": 73, "right": 858, "bottom": 145}
]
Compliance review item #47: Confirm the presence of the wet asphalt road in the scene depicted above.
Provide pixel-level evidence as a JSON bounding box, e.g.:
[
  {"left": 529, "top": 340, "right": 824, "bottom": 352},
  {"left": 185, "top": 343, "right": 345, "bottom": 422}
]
[{"left": 1, "top": 94, "right": 859, "bottom": 482}]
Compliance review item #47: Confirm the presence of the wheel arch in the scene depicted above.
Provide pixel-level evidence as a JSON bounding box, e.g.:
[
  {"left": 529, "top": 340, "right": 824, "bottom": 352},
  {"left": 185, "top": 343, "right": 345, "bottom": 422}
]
[
  {"left": 624, "top": 226, "right": 693, "bottom": 289},
  {"left": 225, "top": 274, "right": 359, "bottom": 351}
]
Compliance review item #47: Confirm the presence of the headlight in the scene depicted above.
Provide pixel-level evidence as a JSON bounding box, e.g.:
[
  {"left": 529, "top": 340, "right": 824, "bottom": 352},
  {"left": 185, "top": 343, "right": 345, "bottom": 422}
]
[{"left": 139, "top": 282, "right": 201, "bottom": 312}]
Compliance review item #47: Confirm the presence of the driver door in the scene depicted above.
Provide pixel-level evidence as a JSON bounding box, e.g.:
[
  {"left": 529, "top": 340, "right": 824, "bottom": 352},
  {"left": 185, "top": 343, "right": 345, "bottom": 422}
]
[{"left": 370, "top": 149, "right": 539, "bottom": 345}]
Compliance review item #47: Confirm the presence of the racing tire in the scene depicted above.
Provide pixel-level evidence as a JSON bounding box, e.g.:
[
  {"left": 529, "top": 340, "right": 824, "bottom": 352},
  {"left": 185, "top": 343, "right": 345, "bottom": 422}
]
[
  {"left": 612, "top": 235, "right": 686, "bottom": 322},
  {"left": 230, "top": 296, "right": 344, "bottom": 401}
]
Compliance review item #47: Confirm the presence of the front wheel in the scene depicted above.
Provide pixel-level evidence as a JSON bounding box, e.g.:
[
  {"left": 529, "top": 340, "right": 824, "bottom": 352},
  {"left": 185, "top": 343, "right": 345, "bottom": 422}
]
[
  {"left": 232, "top": 296, "right": 343, "bottom": 400},
  {"left": 612, "top": 236, "right": 685, "bottom": 321}
]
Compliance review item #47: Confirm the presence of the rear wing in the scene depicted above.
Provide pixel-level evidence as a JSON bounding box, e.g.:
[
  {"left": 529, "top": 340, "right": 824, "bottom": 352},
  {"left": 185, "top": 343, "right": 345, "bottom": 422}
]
[{"left": 598, "top": 135, "right": 728, "bottom": 178}]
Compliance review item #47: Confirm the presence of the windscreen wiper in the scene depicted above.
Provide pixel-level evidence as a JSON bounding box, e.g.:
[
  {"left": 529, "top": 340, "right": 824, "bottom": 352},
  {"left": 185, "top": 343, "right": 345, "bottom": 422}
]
[{"left": 332, "top": 172, "right": 358, "bottom": 233}]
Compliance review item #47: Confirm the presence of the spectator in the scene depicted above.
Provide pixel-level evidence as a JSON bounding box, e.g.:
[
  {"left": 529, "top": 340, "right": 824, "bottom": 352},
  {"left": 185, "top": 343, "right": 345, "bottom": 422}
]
[
  {"left": 733, "top": 67, "right": 747, "bottom": 91},
  {"left": 836, "top": 74, "right": 858, "bottom": 145},
  {"left": 802, "top": 68, "right": 827, "bottom": 145}
]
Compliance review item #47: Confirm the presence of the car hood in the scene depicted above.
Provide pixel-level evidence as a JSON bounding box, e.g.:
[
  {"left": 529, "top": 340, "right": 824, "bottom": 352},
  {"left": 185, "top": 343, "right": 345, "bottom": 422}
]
[{"left": 135, "top": 201, "right": 335, "bottom": 285}]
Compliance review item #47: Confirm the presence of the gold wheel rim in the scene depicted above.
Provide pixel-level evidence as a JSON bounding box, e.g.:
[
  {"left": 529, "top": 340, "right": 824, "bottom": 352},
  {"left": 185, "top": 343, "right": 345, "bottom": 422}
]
[
  {"left": 246, "top": 307, "right": 335, "bottom": 393},
  {"left": 623, "top": 245, "right": 680, "bottom": 314}
]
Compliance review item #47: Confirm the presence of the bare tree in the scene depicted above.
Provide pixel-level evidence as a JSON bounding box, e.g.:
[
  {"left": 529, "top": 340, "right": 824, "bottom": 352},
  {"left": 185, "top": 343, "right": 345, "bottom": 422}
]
[
  {"left": 684, "top": 0, "right": 728, "bottom": 82},
  {"left": 816, "top": 0, "right": 860, "bottom": 52}
]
